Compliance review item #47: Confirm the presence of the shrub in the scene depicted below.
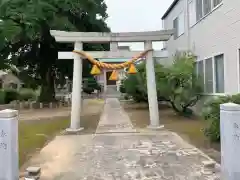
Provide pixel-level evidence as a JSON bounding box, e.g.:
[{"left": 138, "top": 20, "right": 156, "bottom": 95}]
[
  {"left": 123, "top": 63, "right": 148, "bottom": 102},
  {"left": 0, "top": 90, "right": 5, "bottom": 104},
  {"left": 202, "top": 95, "right": 231, "bottom": 142},
  {"left": 165, "top": 53, "right": 203, "bottom": 116},
  {"left": 122, "top": 52, "right": 203, "bottom": 116},
  {"left": 124, "top": 94, "right": 129, "bottom": 100},
  {"left": 119, "top": 81, "right": 126, "bottom": 93},
  {"left": 4, "top": 89, "right": 19, "bottom": 104},
  {"left": 18, "top": 88, "right": 37, "bottom": 101},
  {"left": 83, "top": 87, "right": 95, "bottom": 94},
  {"left": 82, "top": 77, "right": 101, "bottom": 94},
  {"left": 231, "top": 93, "right": 240, "bottom": 104}
]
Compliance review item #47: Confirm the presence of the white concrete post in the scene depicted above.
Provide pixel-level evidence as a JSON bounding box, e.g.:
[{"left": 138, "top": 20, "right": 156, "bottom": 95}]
[
  {"left": 67, "top": 42, "right": 84, "bottom": 132},
  {"left": 144, "top": 41, "right": 163, "bottom": 129},
  {"left": 49, "top": 102, "right": 53, "bottom": 109},
  {"left": 103, "top": 69, "right": 107, "bottom": 93},
  {"left": 30, "top": 102, "right": 34, "bottom": 109},
  {"left": 19, "top": 102, "right": 23, "bottom": 109},
  {"left": 0, "top": 109, "right": 18, "bottom": 180},
  {"left": 220, "top": 103, "right": 240, "bottom": 180},
  {"left": 110, "top": 42, "right": 118, "bottom": 51}
]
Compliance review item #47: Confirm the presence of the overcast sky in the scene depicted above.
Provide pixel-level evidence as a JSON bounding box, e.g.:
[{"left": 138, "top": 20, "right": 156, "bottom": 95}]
[{"left": 104, "top": 0, "right": 174, "bottom": 50}]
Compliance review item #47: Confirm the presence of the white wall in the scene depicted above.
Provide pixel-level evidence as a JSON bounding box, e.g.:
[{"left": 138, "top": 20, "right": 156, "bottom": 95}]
[
  {"left": 163, "top": 0, "right": 240, "bottom": 94},
  {"left": 163, "top": 0, "right": 188, "bottom": 57}
]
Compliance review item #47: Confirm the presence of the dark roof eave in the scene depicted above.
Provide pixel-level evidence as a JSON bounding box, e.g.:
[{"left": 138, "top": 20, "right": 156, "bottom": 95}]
[{"left": 161, "top": 0, "right": 180, "bottom": 20}]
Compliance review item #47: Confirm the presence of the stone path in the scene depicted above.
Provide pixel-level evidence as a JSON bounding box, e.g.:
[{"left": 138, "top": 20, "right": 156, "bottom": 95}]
[
  {"left": 25, "top": 98, "right": 221, "bottom": 180},
  {"left": 96, "top": 98, "right": 135, "bottom": 133}
]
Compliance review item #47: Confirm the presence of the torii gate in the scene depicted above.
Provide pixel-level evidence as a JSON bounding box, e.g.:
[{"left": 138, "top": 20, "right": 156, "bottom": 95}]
[{"left": 50, "top": 30, "right": 174, "bottom": 132}]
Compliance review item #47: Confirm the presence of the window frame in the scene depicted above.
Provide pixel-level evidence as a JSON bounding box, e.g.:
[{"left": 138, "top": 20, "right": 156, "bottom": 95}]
[
  {"left": 203, "top": 0, "right": 212, "bottom": 16},
  {"left": 173, "top": 17, "right": 179, "bottom": 40},
  {"left": 197, "top": 53, "right": 225, "bottom": 96},
  {"left": 238, "top": 49, "right": 240, "bottom": 92},
  {"left": 178, "top": 11, "right": 185, "bottom": 36},
  {"left": 173, "top": 11, "right": 185, "bottom": 39},
  {"left": 204, "top": 57, "right": 214, "bottom": 93},
  {"left": 189, "top": 0, "right": 197, "bottom": 27},
  {"left": 190, "top": 0, "right": 223, "bottom": 27},
  {"left": 214, "top": 54, "right": 225, "bottom": 93}
]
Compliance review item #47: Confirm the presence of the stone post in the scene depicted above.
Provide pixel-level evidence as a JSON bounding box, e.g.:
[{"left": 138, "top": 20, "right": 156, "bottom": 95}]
[
  {"left": 103, "top": 69, "right": 107, "bottom": 93},
  {"left": 59, "top": 101, "right": 62, "bottom": 108},
  {"left": 30, "top": 102, "right": 34, "bottom": 109},
  {"left": 144, "top": 41, "right": 163, "bottom": 129},
  {"left": 19, "top": 102, "right": 23, "bottom": 109},
  {"left": 0, "top": 109, "right": 18, "bottom": 180},
  {"left": 67, "top": 41, "right": 84, "bottom": 132},
  {"left": 49, "top": 102, "right": 53, "bottom": 109},
  {"left": 220, "top": 102, "right": 240, "bottom": 180}
]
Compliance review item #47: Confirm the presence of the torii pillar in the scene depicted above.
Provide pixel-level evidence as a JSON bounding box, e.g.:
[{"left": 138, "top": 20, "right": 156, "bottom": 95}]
[
  {"left": 67, "top": 42, "right": 84, "bottom": 132},
  {"left": 145, "top": 41, "right": 163, "bottom": 129}
]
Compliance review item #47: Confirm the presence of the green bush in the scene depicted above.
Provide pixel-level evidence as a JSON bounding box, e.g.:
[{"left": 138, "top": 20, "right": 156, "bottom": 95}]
[
  {"left": 82, "top": 77, "right": 101, "bottom": 94},
  {"left": 119, "top": 81, "right": 126, "bottom": 93},
  {"left": 122, "top": 52, "right": 203, "bottom": 115},
  {"left": 18, "top": 88, "right": 36, "bottom": 101},
  {"left": 0, "top": 90, "right": 5, "bottom": 104},
  {"left": 83, "top": 87, "right": 95, "bottom": 94},
  {"left": 166, "top": 53, "right": 203, "bottom": 116},
  {"left": 124, "top": 94, "right": 129, "bottom": 100},
  {"left": 4, "top": 89, "right": 19, "bottom": 104},
  {"left": 202, "top": 95, "right": 232, "bottom": 142},
  {"left": 231, "top": 93, "right": 240, "bottom": 104},
  {"left": 123, "top": 63, "right": 148, "bottom": 102}
]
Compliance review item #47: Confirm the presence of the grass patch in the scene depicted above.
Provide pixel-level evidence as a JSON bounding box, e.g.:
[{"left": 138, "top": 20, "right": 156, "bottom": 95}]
[
  {"left": 19, "top": 99, "right": 103, "bottom": 167},
  {"left": 122, "top": 102, "right": 220, "bottom": 162},
  {"left": 19, "top": 108, "right": 102, "bottom": 167},
  {"left": 19, "top": 118, "right": 69, "bottom": 166}
]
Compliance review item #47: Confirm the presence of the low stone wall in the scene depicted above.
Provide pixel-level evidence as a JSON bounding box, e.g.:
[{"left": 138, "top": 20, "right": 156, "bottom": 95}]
[
  {"left": 0, "top": 101, "right": 71, "bottom": 111},
  {"left": 0, "top": 93, "right": 105, "bottom": 111}
]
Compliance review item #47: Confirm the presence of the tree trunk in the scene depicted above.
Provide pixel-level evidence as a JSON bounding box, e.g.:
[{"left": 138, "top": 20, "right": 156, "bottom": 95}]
[
  {"left": 38, "top": 66, "right": 56, "bottom": 102},
  {"left": 38, "top": 24, "right": 58, "bottom": 103}
]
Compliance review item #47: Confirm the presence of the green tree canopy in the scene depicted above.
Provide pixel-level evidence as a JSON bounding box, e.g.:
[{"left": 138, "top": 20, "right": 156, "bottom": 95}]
[{"left": 0, "top": 0, "right": 110, "bottom": 102}]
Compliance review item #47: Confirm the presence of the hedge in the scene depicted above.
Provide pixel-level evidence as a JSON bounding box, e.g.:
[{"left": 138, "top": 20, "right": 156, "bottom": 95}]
[
  {"left": 202, "top": 94, "right": 240, "bottom": 142},
  {"left": 0, "top": 88, "right": 37, "bottom": 104}
]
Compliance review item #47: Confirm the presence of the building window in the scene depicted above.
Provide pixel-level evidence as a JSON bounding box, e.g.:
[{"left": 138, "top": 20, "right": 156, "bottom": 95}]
[
  {"left": 205, "top": 58, "right": 213, "bottom": 93},
  {"left": 214, "top": 54, "right": 224, "bottom": 93},
  {"left": 239, "top": 49, "right": 240, "bottom": 91},
  {"left": 178, "top": 11, "right": 185, "bottom": 36},
  {"left": 213, "top": 0, "right": 222, "bottom": 8},
  {"left": 194, "top": 0, "right": 222, "bottom": 24},
  {"left": 197, "top": 60, "right": 204, "bottom": 87},
  {"left": 189, "top": 0, "right": 196, "bottom": 27},
  {"left": 173, "top": 17, "right": 179, "bottom": 39},
  {"left": 203, "top": 0, "right": 212, "bottom": 16},
  {"left": 173, "top": 11, "right": 185, "bottom": 39},
  {"left": 196, "top": 0, "right": 203, "bottom": 21}
]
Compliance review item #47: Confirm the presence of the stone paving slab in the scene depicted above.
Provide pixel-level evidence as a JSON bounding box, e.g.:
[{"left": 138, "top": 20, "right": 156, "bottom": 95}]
[
  {"left": 96, "top": 98, "right": 136, "bottom": 133},
  {"left": 22, "top": 98, "right": 221, "bottom": 180},
  {"left": 26, "top": 131, "right": 220, "bottom": 180}
]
